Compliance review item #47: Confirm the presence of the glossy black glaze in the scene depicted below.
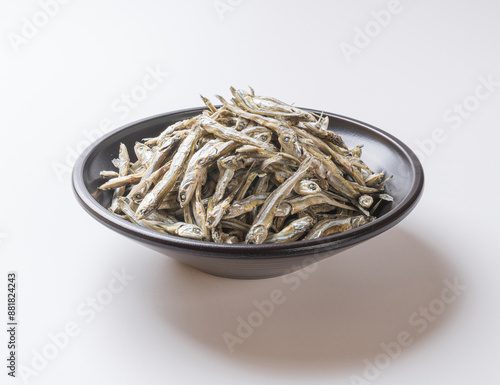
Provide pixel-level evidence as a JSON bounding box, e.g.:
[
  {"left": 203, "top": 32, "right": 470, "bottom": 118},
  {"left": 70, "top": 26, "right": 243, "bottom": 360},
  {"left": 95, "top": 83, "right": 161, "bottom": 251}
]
[{"left": 72, "top": 107, "right": 424, "bottom": 279}]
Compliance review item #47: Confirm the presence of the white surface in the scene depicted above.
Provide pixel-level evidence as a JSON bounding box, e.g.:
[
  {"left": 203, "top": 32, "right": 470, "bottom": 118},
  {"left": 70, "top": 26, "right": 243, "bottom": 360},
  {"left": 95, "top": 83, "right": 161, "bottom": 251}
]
[{"left": 2, "top": 0, "right": 500, "bottom": 384}]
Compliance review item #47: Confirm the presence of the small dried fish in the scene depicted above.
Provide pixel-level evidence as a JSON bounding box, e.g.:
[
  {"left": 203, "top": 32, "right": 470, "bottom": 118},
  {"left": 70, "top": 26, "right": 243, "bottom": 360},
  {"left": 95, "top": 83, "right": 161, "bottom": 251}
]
[
  {"left": 136, "top": 126, "right": 202, "bottom": 219},
  {"left": 99, "top": 87, "right": 393, "bottom": 243},
  {"left": 109, "top": 143, "right": 130, "bottom": 213},
  {"left": 98, "top": 174, "right": 142, "bottom": 190},
  {"left": 246, "top": 157, "right": 312, "bottom": 244},
  {"left": 264, "top": 216, "right": 315, "bottom": 243},
  {"left": 304, "top": 215, "right": 375, "bottom": 240}
]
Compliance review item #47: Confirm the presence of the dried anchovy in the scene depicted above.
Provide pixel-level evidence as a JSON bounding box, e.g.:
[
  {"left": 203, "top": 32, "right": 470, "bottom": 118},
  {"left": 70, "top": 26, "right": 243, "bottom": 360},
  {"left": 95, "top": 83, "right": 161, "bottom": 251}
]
[{"left": 98, "top": 87, "right": 393, "bottom": 244}]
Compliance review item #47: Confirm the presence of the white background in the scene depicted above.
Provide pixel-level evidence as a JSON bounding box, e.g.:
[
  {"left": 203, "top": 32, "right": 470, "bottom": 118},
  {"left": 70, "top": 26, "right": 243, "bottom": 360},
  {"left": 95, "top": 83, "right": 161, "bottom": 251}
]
[{"left": 2, "top": 0, "right": 500, "bottom": 384}]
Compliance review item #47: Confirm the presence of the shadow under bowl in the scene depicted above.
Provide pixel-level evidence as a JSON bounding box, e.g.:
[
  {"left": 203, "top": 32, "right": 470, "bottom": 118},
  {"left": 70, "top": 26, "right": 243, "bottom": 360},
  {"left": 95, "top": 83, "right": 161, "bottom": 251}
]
[{"left": 72, "top": 107, "right": 424, "bottom": 279}]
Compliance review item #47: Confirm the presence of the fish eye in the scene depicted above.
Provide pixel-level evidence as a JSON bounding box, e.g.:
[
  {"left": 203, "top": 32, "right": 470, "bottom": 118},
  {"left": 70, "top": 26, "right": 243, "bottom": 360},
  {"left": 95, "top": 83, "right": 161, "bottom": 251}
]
[
  {"left": 309, "top": 183, "right": 317, "bottom": 190},
  {"left": 283, "top": 136, "right": 291, "bottom": 143},
  {"left": 180, "top": 193, "right": 186, "bottom": 202}
]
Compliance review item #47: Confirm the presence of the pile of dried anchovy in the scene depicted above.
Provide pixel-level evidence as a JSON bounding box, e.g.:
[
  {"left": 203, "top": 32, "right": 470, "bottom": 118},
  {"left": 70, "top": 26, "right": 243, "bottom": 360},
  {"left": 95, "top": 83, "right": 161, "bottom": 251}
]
[{"left": 98, "top": 87, "right": 393, "bottom": 244}]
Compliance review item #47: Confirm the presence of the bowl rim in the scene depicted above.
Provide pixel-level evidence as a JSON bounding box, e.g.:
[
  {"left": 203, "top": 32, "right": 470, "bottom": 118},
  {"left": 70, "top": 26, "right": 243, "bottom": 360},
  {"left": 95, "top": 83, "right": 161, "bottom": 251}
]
[{"left": 72, "top": 106, "right": 424, "bottom": 258}]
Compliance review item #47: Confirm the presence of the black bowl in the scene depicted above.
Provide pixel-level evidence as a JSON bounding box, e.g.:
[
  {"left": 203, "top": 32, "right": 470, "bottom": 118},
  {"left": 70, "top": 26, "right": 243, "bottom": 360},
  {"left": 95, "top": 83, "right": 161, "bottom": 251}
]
[{"left": 72, "top": 107, "right": 424, "bottom": 279}]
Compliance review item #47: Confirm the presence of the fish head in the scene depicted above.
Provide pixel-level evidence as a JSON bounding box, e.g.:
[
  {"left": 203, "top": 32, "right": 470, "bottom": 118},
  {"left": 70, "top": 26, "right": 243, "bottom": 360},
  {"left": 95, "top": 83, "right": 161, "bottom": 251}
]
[
  {"left": 178, "top": 176, "right": 198, "bottom": 206},
  {"left": 135, "top": 195, "right": 156, "bottom": 220},
  {"left": 279, "top": 131, "right": 302, "bottom": 159},
  {"left": 245, "top": 225, "right": 268, "bottom": 245},
  {"left": 177, "top": 224, "right": 206, "bottom": 241},
  {"left": 295, "top": 179, "right": 321, "bottom": 195},
  {"left": 293, "top": 216, "right": 315, "bottom": 232},
  {"left": 220, "top": 155, "right": 245, "bottom": 170}
]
